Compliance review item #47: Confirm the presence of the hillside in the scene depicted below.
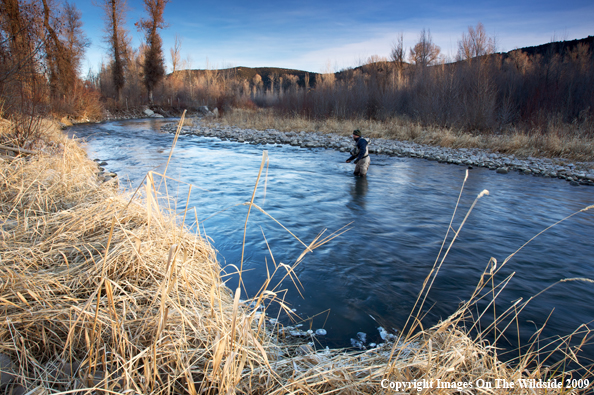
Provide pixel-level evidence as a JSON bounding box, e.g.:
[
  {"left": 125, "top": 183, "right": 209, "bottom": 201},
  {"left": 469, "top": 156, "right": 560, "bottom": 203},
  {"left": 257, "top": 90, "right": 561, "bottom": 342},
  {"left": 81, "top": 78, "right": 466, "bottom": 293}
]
[
  {"left": 170, "top": 35, "right": 594, "bottom": 87},
  {"left": 505, "top": 35, "right": 594, "bottom": 60}
]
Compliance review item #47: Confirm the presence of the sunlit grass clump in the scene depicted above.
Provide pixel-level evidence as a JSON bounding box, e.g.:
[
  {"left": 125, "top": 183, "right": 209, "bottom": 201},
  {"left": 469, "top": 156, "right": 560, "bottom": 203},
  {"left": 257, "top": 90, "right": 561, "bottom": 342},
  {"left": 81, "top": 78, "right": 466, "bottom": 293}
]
[{"left": 0, "top": 115, "right": 591, "bottom": 394}]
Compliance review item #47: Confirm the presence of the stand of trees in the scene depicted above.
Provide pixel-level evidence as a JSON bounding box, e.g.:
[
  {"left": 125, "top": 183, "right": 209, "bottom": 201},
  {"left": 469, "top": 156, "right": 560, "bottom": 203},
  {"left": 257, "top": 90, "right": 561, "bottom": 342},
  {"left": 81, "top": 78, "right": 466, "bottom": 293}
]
[
  {"left": 0, "top": 0, "right": 171, "bottom": 119},
  {"left": 269, "top": 27, "right": 592, "bottom": 134},
  {"left": 136, "top": 0, "right": 168, "bottom": 105},
  {"left": 2, "top": 5, "right": 591, "bottom": 139},
  {"left": 94, "top": 0, "right": 169, "bottom": 108},
  {"left": 97, "top": 22, "right": 591, "bottom": 137},
  {"left": 0, "top": 0, "right": 99, "bottom": 118}
]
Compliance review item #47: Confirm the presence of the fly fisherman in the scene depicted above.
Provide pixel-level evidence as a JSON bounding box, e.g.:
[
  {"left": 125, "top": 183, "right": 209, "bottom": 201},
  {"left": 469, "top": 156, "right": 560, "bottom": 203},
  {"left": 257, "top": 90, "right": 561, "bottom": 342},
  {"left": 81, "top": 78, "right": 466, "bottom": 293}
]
[{"left": 345, "top": 129, "right": 370, "bottom": 176}]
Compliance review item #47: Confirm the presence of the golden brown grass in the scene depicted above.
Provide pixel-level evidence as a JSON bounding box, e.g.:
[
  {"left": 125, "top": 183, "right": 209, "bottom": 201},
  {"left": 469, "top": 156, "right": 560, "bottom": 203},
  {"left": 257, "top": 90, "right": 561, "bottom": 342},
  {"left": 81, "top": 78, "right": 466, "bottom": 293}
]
[
  {"left": 203, "top": 108, "right": 594, "bottom": 163},
  {"left": 0, "top": 117, "right": 592, "bottom": 394}
]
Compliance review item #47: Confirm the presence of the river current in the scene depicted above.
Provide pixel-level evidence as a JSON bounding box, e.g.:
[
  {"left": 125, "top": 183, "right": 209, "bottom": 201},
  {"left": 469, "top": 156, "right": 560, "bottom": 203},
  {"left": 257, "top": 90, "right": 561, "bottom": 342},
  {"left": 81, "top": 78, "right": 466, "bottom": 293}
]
[{"left": 68, "top": 118, "right": 594, "bottom": 361}]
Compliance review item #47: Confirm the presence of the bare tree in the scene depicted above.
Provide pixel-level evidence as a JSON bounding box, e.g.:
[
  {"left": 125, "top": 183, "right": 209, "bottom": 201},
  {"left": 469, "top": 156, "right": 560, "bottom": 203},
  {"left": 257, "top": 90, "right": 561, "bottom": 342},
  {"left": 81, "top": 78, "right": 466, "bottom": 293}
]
[
  {"left": 390, "top": 33, "right": 406, "bottom": 85},
  {"left": 457, "top": 22, "right": 495, "bottom": 62},
  {"left": 41, "top": 0, "right": 78, "bottom": 97},
  {"left": 62, "top": 1, "right": 89, "bottom": 75},
  {"left": 1, "top": 0, "right": 28, "bottom": 73},
  {"left": 170, "top": 33, "right": 181, "bottom": 73},
  {"left": 136, "top": 0, "right": 169, "bottom": 105},
  {"left": 409, "top": 29, "right": 440, "bottom": 67},
  {"left": 97, "top": 0, "right": 130, "bottom": 102},
  {"left": 268, "top": 73, "right": 276, "bottom": 94},
  {"left": 390, "top": 32, "right": 405, "bottom": 65},
  {"left": 0, "top": 0, "right": 45, "bottom": 109},
  {"left": 251, "top": 73, "right": 262, "bottom": 95},
  {"left": 285, "top": 74, "right": 299, "bottom": 91}
]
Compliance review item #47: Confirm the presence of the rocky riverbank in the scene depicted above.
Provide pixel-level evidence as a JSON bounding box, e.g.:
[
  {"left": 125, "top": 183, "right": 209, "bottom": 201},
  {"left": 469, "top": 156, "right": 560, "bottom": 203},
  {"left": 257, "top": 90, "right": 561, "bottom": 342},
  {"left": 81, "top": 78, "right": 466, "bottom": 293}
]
[
  {"left": 161, "top": 121, "right": 594, "bottom": 187},
  {"left": 3, "top": 117, "right": 587, "bottom": 394},
  {"left": 100, "top": 106, "right": 217, "bottom": 122}
]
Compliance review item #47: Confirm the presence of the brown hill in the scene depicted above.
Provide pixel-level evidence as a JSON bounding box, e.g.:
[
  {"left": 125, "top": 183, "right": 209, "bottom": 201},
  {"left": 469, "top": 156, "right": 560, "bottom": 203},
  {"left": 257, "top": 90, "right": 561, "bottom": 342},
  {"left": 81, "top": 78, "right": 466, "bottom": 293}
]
[
  {"left": 505, "top": 35, "right": 594, "bottom": 60},
  {"left": 169, "top": 36, "right": 593, "bottom": 88}
]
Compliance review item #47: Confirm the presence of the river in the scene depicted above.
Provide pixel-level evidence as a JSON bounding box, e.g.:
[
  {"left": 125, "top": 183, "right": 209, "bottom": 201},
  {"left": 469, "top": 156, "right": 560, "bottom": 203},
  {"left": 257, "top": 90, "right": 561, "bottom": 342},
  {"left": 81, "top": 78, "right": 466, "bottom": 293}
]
[{"left": 68, "top": 118, "right": 594, "bottom": 362}]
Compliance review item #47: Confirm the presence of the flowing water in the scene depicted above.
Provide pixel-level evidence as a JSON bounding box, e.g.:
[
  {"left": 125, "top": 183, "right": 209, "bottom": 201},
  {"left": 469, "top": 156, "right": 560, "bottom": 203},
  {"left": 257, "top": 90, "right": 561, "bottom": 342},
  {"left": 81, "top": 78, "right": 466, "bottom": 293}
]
[{"left": 68, "top": 119, "right": 594, "bottom": 360}]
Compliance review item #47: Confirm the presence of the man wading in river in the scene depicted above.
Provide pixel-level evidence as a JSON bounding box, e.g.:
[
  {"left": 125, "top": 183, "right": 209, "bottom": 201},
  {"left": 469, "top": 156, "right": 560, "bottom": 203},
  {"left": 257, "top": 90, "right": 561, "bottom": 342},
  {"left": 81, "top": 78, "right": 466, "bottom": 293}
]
[{"left": 346, "top": 129, "right": 370, "bottom": 176}]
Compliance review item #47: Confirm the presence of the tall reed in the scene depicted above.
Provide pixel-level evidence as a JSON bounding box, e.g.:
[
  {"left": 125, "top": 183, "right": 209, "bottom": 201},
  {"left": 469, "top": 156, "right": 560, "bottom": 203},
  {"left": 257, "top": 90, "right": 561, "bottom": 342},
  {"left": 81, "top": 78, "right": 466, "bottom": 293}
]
[{"left": 0, "top": 116, "right": 591, "bottom": 394}]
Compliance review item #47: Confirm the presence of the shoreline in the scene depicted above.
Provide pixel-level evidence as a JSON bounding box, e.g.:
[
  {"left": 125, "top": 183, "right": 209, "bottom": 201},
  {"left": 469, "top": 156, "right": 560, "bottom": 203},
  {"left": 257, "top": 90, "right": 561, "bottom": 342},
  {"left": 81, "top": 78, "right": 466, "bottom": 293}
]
[
  {"left": 64, "top": 106, "right": 594, "bottom": 187},
  {"left": 2, "top": 117, "right": 591, "bottom": 393},
  {"left": 161, "top": 119, "right": 594, "bottom": 187}
]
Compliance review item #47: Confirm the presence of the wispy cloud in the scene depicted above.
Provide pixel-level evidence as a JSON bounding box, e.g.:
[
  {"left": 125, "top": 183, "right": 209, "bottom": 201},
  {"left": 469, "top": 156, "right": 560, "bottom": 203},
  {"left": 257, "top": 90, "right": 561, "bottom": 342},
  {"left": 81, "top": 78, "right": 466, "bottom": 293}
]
[{"left": 81, "top": 0, "right": 594, "bottom": 73}]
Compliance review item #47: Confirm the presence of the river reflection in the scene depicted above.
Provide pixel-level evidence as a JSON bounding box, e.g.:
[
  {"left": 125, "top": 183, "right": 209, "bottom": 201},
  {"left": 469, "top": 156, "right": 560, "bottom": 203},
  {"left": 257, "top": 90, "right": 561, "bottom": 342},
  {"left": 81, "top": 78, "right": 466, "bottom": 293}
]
[
  {"left": 349, "top": 176, "right": 369, "bottom": 209},
  {"left": 68, "top": 119, "right": 594, "bottom": 363}
]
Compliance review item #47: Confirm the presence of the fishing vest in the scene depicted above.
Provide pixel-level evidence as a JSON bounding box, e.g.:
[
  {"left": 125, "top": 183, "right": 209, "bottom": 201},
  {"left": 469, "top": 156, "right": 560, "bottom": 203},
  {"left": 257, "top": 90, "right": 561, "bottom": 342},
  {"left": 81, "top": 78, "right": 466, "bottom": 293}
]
[{"left": 350, "top": 139, "right": 369, "bottom": 158}]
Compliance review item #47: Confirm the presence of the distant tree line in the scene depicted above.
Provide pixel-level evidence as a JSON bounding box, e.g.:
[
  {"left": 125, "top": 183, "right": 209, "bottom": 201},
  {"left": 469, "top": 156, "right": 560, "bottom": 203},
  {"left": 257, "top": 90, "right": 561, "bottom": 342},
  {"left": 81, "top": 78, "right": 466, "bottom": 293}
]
[
  {"left": 266, "top": 24, "right": 593, "bottom": 134},
  {"left": 2, "top": 4, "right": 592, "bottom": 140},
  {"left": 118, "top": 23, "right": 592, "bottom": 136}
]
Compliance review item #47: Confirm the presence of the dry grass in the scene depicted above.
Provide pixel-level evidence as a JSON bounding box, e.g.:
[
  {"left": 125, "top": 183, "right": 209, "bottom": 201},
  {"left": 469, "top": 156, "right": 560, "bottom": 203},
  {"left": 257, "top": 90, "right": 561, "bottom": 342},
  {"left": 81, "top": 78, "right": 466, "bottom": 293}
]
[
  {"left": 203, "top": 108, "right": 594, "bottom": 163},
  {"left": 0, "top": 117, "right": 592, "bottom": 394}
]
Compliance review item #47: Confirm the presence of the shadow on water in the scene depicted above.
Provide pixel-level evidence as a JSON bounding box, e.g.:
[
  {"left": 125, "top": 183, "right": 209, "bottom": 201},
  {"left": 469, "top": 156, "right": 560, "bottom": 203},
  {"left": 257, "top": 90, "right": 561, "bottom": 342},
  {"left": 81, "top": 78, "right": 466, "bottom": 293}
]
[
  {"left": 68, "top": 119, "right": 594, "bottom": 364},
  {"left": 349, "top": 176, "right": 369, "bottom": 210}
]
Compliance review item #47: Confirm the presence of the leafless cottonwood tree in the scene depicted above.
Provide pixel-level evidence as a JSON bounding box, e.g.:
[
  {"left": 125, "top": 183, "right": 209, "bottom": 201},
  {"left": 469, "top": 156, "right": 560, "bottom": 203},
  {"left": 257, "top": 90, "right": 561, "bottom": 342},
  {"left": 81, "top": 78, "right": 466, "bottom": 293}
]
[
  {"left": 0, "top": 0, "right": 99, "bottom": 124},
  {"left": 390, "top": 32, "right": 405, "bottom": 65},
  {"left": 170, "top": 33, "right": 181, "bottom": 73},
  {"left": 1, "top": 0, "right": 30, "bottom": 80},
  {"left": 409, "top": 29, "right": 441, "bottom": 67},
  {"left": 0, "top": 0, "right": 44, "bottom": 109},
  {"left": 390, "top": 32, "right": 406, "bottom": 83},
  {"left": 41, "top": 0, "right": 75, "bottom": 97},
  {"left": 457, "top": 22, "right": 496, "bottom": 62},
  {"left": 136, "top": 0, "right": 169, "bottom": 105},
  {"left": 62, "top": 1, "right": 89, "bottom": 74},
  {"left": 97, "top": 0, "right": 130, "bottom": 103},
  {"left": 1, "top": 0, "right": 87, "bottom": 113},
  {"left": 252, "top": 73, "right": 262, "bottom": 95}
]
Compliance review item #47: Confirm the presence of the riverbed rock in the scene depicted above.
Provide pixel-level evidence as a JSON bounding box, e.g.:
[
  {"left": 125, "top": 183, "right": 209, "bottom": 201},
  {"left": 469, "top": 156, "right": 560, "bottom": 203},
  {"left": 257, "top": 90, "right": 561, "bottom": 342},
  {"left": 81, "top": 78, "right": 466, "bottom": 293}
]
[
  {"left": 9, "top": 384, "right": 28, "bottom": 395},
  {"left": 143, "top": 108, "right": 154, "bottom": 116},
  {"left": 0, "top": 353, "right": 15, "bottom": 386}
]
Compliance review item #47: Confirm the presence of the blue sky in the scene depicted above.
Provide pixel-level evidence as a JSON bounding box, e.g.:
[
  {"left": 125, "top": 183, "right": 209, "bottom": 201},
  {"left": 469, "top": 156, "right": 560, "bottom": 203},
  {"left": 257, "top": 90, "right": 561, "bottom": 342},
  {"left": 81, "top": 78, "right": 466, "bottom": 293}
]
[{"left": 78, "top": 0, "right": 594, "bottom": 74}]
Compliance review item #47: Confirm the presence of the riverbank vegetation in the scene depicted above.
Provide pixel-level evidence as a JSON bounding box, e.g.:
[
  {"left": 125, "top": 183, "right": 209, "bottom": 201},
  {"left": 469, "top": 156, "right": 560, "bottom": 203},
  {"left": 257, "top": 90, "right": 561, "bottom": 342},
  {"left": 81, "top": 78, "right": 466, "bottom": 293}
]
[
  {"left": 1, "top": 3, "right": 593, "bottom": 390},
  {"left": 1, "top": 1, "right": 592, "bottom": 163},
  {"left": 97, "top": 29, "right": 594, "bottom": 161},
  {"left": 1, "top": 117, "right": 592, "bottom": 393},
  {"left": 201, "top": 107, "right": 594, "bottom": 162},
  {"left": 0, "top": 0, "right": 168, "bottom": 124},
  {"left": 0, "top": 0, "right": 102, "bottom": 121}
]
